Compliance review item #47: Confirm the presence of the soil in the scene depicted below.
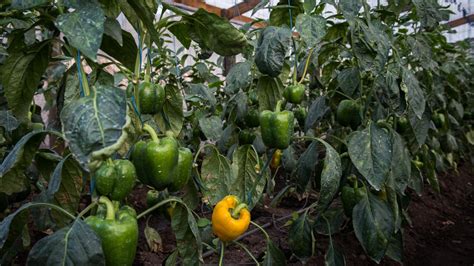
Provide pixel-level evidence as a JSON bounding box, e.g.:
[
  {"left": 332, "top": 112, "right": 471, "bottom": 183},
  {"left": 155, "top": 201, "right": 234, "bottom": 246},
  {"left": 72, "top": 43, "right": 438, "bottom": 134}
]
[{"left": 132, "top": 163, "right": 474, "bottom": 265}]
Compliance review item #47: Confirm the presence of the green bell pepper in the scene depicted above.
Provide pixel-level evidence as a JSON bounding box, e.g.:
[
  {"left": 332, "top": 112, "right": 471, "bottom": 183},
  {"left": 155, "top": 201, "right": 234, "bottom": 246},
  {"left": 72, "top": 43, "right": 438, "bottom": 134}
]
[
  {"left": 95, "top": 159, "right": 136, "bottom": 201},
  {"left": 131, "top": 124, "right": 179, "bottom": 191},
  {"left": 168, "top": 147, "right": 193, "bottom": 192},
  {"left": 259, "top": 101, "right": 294, "bottom": 149},
  {"left": 336, "top": 99, "right": 362, "bottom": 130},
  {"left": 283, "top": 84, "right": 305, "bottom": 104},
  {"left": 86, "top": 196, "right": 138, "bottom": 266},
  {"left": 138, "top": 82, "right": 165, "bottom": 114},
  {"left": 244, "top": 109, "right": 260, "bottom": 128},
  {"left": 238, "top": 129, "right": 256, "bottom": 145},
  {"left": 341, "top": 176, "right": 366, "bottom": 217}
]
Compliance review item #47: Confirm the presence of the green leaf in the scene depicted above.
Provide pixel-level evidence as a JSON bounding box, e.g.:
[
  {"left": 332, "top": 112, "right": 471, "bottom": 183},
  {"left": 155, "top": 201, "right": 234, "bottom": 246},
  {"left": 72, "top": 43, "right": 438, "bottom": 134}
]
[
  {"left": 225, "top": 61, "right": 252, "bottom": 94},
  {"left": 295, "top": 14, "right": 326, "bottom": 47},
  {"left": 251, "top": 0, "right": 270, "bottom": 16},
  {"left": 337, "top": 67, "right": 359, "bottom": 96},
  {"left": 409, "top": 107, "right": 430, "bottom": 146},
  {"left": 348, "top": 123, "right": 392, "bottom": 190},
  {"left": 125, "top": 0, "right": 160, "bottom": 46},
  {"left": 314, "top": 208, "right": 345, "bottom": 236},
  {"left": 198, "top": 116, "right": 223, "bottom": 141},
  {"left": 295, "top": 141, "right": 319, "bottom": 191},
  {"left": 154, "top": 84, "right": 184, "bottom": 135},
  {"left": 103, "top": 18, "right": 122, "bottom": 46},
  {"left": 402, "top": 68, "right": 425, "bottom": 119},
  {"left": 288, "top": 212, "right": 313, "bottom": 259},
  {"left": 387, "top": 130, "right": 410, "bottom": 195},
  {"left": 60, "top": 86, "right": 129, "bottom": 170},
  {"left": 55, "top": 2, "right": 106, "bottom": 60},
  {"left": 257, "top": 75, "right": 284, "bottom": 111},
  {"left": 269, "top": 0, "right": 304, "bottom": 27},
  {"left": 0, "top": 131, "right": 52, "bottom": 195},
  {"left": 26, "top": 219, "right": 105, "bottom": 265},
  {"left": 304, "top": 0, "right": 317, "bottom": 13},
  {"left": 11, "top": 0, "right": 49, "bottom": 9},
  {"left": 305, "top": 96, "right": 329, "bottom": 132},
  {"left": 182, "top": 8, "right": 248, "bottom": 56},
  {"left": 100, "top": 30, "right": 137, "bottom": 71},
  {"left": 412, "top": 0, "right": 450, "bottom": 29},
  {"left": 0, "top": 111, "right": 20, "bottom": 132},
  {"left": 385, "top": 232, "right": 403, "bottom": 263},
  {"left": 171, "top": 204, "right": 203, "bottom": 265},
  {"left": 316, "top": 139, "right": 342, "bottom": 210},
  {"left": 353, "top": 191, "right": 394, "bottom": 263},
  {"left": 168, "top": 22, "right": 192, "bottom": 49},
  {"left": 255, "top": 26, "right": 291, "bottom": 77},
  {"left": 185, "top": 83, "right": 216, "bottom": 107},
  {"left": 231, "top": 145, "right": 267, "bottom": 210},
  {"left": 325, "top": 241, "right": 346, "bottom": 266},
  {"left": 200, "top": 147, "right": 233, "bottom": 205},
  {"left": 1, "top": 41, "right": 50, "bottom": 121},
  {"left": 262, "top": 240, "right": 287, "bottom": 266},
  {"left": 339, "top": 0, "right": 361, "bottom": 18}
]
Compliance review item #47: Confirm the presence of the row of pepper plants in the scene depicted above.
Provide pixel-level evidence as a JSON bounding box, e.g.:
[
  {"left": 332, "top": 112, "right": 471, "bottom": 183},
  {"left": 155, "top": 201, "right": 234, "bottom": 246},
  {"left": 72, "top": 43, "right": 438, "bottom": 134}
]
[{"left": 0, "top": 0, "right": 473, "bottom": 265}]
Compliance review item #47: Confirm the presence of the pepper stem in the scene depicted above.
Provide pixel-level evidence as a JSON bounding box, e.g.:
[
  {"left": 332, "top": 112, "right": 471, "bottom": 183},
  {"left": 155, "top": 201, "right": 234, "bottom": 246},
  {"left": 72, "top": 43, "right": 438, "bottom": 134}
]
[
  {"left": 231, "top": 203, "right": 248, "bottom": 219},
  {"left": 275, "top": 100, "right": 282, "bottom": 113},
  {"left": 165, "top": 130, "right": 175, "bottom": 138},
  {"left": 99, "top": 196, "right": 115, "bottom": 221},
  {"left": 143, "top": 124, "right": 159, "bottom": 143}
]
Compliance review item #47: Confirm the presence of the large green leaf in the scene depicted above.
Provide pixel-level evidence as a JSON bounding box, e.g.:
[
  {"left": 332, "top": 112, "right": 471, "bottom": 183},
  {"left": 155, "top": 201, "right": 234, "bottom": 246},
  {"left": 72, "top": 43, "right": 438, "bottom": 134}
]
[
  {"left": 230, "top": 145, "right": 267, "bottom": 209},
  {"left": 124, "top": 0, "right": 160, "bottom": 45},
  {"left": 409, "top": 107, "right": 430, "bottom": 146},
  {"left": 55, "top": 1, "right": 106, "bottom": 60},
  {"left": 255, "top": 26, "right": 292, "bottom": 77},
  {"left": 170, "top": 204, "right": 203, "bottom": 265},
  {"left": 348, "top": 123, "right": 392, "bottom": 190},
  {"left": 0, "top": 131, "right": 53, "bottom": 195},
  {"left": 185, "top": 83, "right": 216, "bottom": 107},
  {"left": 304, "top": 96, "right": 329, "bottom": 132},
  {"left": 257, "top": 75, "right": 284, "bottom": 111},
  {"left": 60, "top": 86, "right": 129, "bottom": 170},
  {"left": 200, "top": 147, "right": 233, "bottom": 205},
  {"left": 100, "top": 29, "right": 137, "bottom": 71},
  {"left": 269, "top": 0, "right": 304, "bottom": 27},
  {"left": 337, "top": 67, "right": 359, "bottom": 96},
  {"left": 1, "top": 41, "right": 50, "bottom": 121},
  {"left": 412, "top": 0, "right": 450, "bottom": 29},
  {"left": 295, "top": 141, "right": 319, "bottom": 191},
  {"left": 154, "top": 84, "right": 184, "bottom": 135},
  {"left": 295, "top": 14, "right": 327, "bottom": 47},
  {"left": 339, "top": 0, "right": 361, "bottom": 18},
  {"left": 26, "top": 219, "right": 105, "bottom": 265},
  {"left": 288, "top": 212, "right": 313, "bottom": 259},
  {"left": 11, "top": 0, "right": 49, "bottom": 9},
  {"left": 353, "top": 191, "right": 394, "bottom": 263},
  {"left": 198, "top": 116, "right": 223, "bottom": 141},
  {"left": 402, "top": 68, "right": 425, "bottom": 119},
  {"left": 0, "top": 111, "right": 20, "bottom": 132},
  {"left": 262, "top": 240, "right": 287, "bottom": 266},
  {"left": 225, "top": 61, "right": 252, "bottom": 94},
  {"left": 316, "top": 139, "right": 342, "bottom": 210},
  {"left": 180, "top": 8, "right": 249, "bottom": 56},
  {"left": 387, "top": 130, "right": 410, "bottom": 195}
]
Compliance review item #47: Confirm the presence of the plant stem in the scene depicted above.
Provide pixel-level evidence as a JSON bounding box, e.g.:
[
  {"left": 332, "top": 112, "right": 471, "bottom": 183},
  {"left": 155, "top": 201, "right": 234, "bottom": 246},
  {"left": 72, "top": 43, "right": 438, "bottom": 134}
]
[
  {"left": 28, "top": 202, "right": 76, "bottom": 220},
  {"left": 250, "top": 221, "right": 270, "bottom": 241},
  {"left": 298, "top": 48, "right": 315, "bottom": 84},
  {"left": 231, "top": 203, "right": 248, "bottom": 219},
  {"left": 137, "top": 198, "right": 181, "bottom": 219},
  {"left": 99, "top": 196, "right": 115, "bottom": 220},
  {"left": 142, "top": 124, "right": 159, "bottom": 143},
  {"left": 218, "top": 241, "right": 225, "bottom": 266},
  {"left": 233, "top": 241, "right": 260, "bottom": 266},
  {"left": 77, "top": 201, "right": 97, "bottom": 218}
]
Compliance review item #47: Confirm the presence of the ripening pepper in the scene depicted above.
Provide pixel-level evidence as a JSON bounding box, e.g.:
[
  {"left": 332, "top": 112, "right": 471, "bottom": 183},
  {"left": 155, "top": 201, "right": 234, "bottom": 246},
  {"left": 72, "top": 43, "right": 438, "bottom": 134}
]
[
  {"left": 396, "top": 116, "right": 410, "bottom": 134},
  {"left": 212, "top": 195, "right": 250, "bottom": 242},
  {"left": 131, "top": 124, "right": 179, "bottom": 191},
  {"left": 168, "top": 147, "right": 193, "bottom": 192},
  {"left": 336, "top": 99, "right": 362, "bottom": 130},
  {"left": 239, "top": 129, "right": 256, "bottom": 145},
  {"left": 95, "top": 159, "right": 136, "bottom": 201},
  {"left": 259, "top": 101, "right": 294, "bottom": 149},
  {"left": 138, "top": 82, "right": 165, "bottom": 114},
  {"left": 270, "top": 149, "right": 282, "bottom": 170},
  {"left": 341, "top": 176, "right": 366, "bottom": 217},
  {"left": 85, "top": 196, "right": 138, "bottom": 266},
  {"left": 283, "top": 84, "right": 305, "bottom": 104}
]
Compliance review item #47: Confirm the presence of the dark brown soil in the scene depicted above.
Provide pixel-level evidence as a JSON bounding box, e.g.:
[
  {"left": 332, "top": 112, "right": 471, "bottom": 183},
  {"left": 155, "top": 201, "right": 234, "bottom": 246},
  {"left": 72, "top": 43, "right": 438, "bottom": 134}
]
[{"left": 132, "top": 163, "right": 474, "bottom": 265}]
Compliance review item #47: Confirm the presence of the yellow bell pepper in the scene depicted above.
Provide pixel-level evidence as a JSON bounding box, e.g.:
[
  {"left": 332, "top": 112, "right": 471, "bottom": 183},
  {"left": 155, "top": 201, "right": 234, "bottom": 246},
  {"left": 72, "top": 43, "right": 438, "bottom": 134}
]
[{"left": 212, "top": 195, "right": 250, "bottom": 242}]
